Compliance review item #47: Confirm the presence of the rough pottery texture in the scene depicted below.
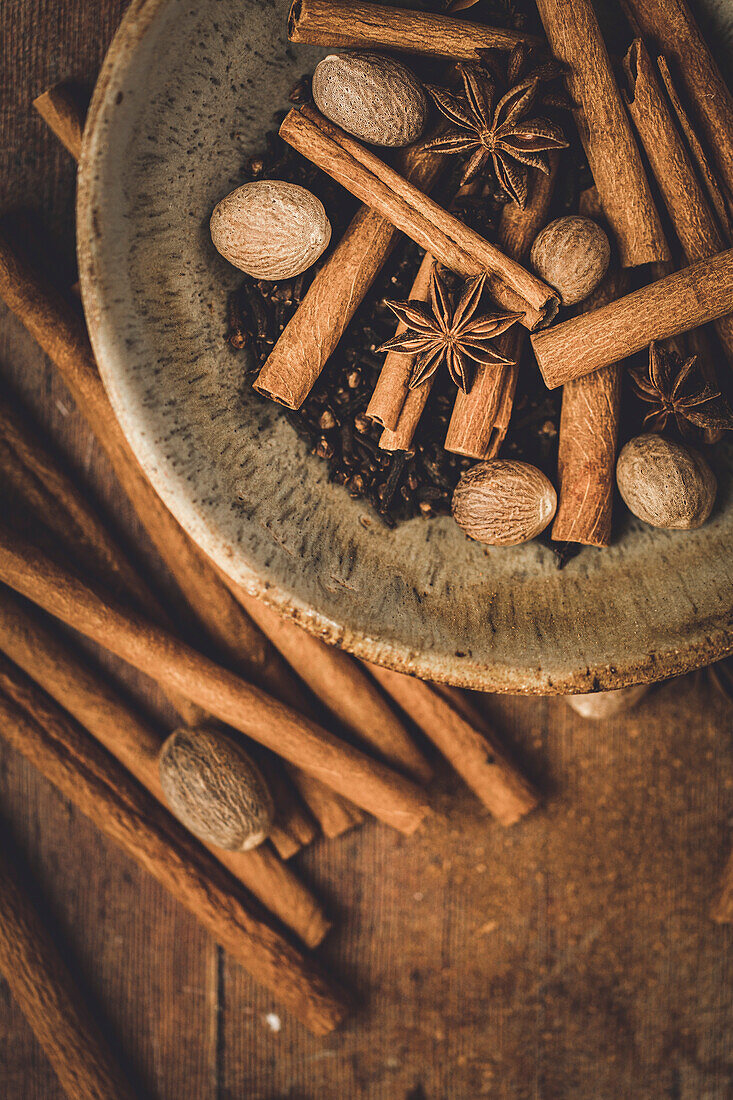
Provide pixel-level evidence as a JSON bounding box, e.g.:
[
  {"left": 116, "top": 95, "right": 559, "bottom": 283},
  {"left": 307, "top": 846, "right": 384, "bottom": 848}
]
[{"left": 78, "top": 0, "right": 733, "bottom": 692}]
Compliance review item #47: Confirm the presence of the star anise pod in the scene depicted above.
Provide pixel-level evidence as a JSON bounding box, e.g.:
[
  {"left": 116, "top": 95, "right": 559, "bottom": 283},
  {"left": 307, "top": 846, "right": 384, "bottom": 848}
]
[
  {"left": 377, "top": 267, "right": 521, "bottom": 393},
  {"left": 629, "top": 341, "right": 733, "bottom": 437},
  {"left": 424, "top": 59, "right": 569, "bottom": 207}
]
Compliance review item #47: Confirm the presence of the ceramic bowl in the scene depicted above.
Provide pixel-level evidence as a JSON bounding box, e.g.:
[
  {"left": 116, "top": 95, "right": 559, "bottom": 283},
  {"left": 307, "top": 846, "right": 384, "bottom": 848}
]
[{"left": 77, "top": 0, "right": 733, "bottom": 692}]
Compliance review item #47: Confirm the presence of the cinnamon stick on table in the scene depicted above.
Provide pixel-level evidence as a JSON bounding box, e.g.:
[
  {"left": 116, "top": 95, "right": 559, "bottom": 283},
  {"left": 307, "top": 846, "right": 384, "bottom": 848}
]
[
  {"left": 0, "top": 525, "right": 431, "bottom": 835},
  {"left": 533, "top": 0, "right": 669, "bottom": 269},
  {"left": 551, "top": 190, "right": 629, "bottom": 547},
  {"left": 0, "top": 832, "right": 138, "bottom": 1100},
  {"left": 623, "top": 39, "right": 733, "bottom": 368},
  {"left": 367, "top": 665, "right": 538, "bottom": 827},
  {"left": 0, "top": 656, "right": 348, "bottom": 1034},
  {"left": 445, "top": 156, "right": 559, "bottom": 460},
  {"left": 0, "top": 587, "right": 329, "bottom": 948},
  {"left": 275, "top": 107, "right": 559, "bottom": 331},
  {"left": 531, "top": 249, "right": 733, "bottom": 389},
  {"left": 0, "top": 217, "right": 358, "bottom": 844},
  {"left": 288, "top": 0, "right": 543, "bottom": 57},
  {"left": 0, "top": 382, "right": 325, "bottom": 864},
  {"left": 620, "top": 0, "right": 733, "bottom": 209}
]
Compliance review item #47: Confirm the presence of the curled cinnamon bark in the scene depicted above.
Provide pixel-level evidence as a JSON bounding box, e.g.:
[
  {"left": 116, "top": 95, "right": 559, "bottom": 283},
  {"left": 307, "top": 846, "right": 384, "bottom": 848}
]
[
  {"left": 534, "top": 0, "right": 669, "bottom": 268},
  {"left": 288, "top": 0, "right": 543, "bottom": 57}
]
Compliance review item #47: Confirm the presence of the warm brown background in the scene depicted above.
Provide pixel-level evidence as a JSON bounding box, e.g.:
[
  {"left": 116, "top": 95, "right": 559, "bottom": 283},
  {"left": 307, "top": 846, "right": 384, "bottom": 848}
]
[{"left": 2, "top": 1, "right": 733, "bottom": 1097}]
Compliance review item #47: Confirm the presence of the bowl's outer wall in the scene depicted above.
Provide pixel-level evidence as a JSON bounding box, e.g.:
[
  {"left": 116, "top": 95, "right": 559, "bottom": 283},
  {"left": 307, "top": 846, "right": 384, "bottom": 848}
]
[{"left": 78, "top": 0, "right": 733, "bottom": 693}]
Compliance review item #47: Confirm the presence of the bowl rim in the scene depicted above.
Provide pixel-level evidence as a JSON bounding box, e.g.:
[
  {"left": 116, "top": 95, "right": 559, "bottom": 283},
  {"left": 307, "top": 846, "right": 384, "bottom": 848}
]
[{"left": 77, "top": 0, "right": 733, "bottom": 694}]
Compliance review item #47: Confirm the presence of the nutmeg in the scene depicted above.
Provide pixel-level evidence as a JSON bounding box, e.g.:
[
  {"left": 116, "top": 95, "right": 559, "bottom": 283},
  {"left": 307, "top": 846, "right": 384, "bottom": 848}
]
[
  {"left": 210, "top": 180, "right": 330, "bottom": 279},
  {"left": 312, "top": 52, "right": 429, "bottom": 147},
  {"left": 567, "top": 684, "right": 649, "bottom": 719},
  {"left": 452, "top": 460, "right": 557, "bottom": 546},
  {"left": 159, "top": 724, "right": 274, "bottom": 851},
  {"left": 616, "top": 433, "right": 716, "bottom": 530},
  {"left": 530, "top": 216, "right": 611, "bottom": 305}
]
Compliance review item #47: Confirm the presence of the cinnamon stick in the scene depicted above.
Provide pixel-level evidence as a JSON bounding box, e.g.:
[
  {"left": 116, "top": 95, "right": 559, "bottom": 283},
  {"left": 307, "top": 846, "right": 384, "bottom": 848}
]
[
  {"left": 367, "top": 665, "right": 538, "bottom": 826},
  {"left": 253, "top": 139, "right": 445, "bottom": 409},
  {"left": 288, "top": 0, "right": 543, "bottom": 57},
  {"left": 530, "top": 249, "right": 733, "bottom": 389},
  {"left": 33, "top": 82, "right": 87, "bottom": 160},
  {"left": 656, "top": 57, "right": 733, "bottom": 246},
  {"left": 0, "top": 525, "right": 430, "bottom": 834},
  {"left": 445, "top": 156, "right": 559, "bottom": 459},
  {"left": 367, "top": 251, "right": 435, "bottom": 432},
  {"left": 621, "top": 0, "right": 733, "bottom": 209},
  {"left": 378, "top": 374, "right": 433, "bottom": 455},
  {"left": 551, "top": 191, "right": 629, "bottom": 546},
  {"left": 533, "top": 0, "right": 669, "bottom": 268},
  {"left": 0, "top": 832, "right": 138, "bottom": 1100},
  {"left": 230, "top": 583, "right": 432, "bottom": 784},
  {"left": 0, "top": 656, "right": 348, "bottom": 1033},
  {"left": 0, "top": 587, "right": 329, "bottom": 947},
  {"left": 276, "top": 107, "right": 559, "bottom": 330},
  {"left": 0, "top": 381, "right": 324, "bottom": 860},
  {"left": 623, "top": 39, "right": 733, "bottom": 369},
  {"left": 0, "top": 219, "right": 358, "bottom": 844}
]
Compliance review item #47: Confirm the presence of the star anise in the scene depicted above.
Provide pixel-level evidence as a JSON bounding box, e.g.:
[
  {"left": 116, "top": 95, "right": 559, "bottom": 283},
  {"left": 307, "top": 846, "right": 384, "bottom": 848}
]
[
  {"left": 424, "top": 56, "right": 569, "bottom": 207},
  {"left": 630, "top": 341, "right": 733, "bottom": 437},
  {"left": 378, "top": 267, "right": 521, "bottom": 393}
]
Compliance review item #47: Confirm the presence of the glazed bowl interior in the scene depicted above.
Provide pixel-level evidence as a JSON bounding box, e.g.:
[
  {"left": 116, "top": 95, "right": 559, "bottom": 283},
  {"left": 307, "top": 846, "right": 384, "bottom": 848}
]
[{"left": 78, "top": 0, "right": 733, "bottom": 692}]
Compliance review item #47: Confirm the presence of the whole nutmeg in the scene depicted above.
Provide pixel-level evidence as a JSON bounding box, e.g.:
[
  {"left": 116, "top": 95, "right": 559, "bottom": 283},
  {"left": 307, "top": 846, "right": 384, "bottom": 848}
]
[
  {"left": 530, "top": 216, "right": 611, "bottom": 305},
  {"left": 159, "top": 724, "right": 274, "bottom": 851},
  {"left": 210, "top": 180, "right": 330, "bottom": 279},
  {"left": 312, "top": 52, "right": 429, "bottom": 147},
  {"left": 452, "top": 460, "right": 557, "bottom": 546},
  {"left": 567, "top": 684, "right": 649, "bottom": 720},
  {"left": 616, "top": 433, "right": 716, "bottom": 530}
]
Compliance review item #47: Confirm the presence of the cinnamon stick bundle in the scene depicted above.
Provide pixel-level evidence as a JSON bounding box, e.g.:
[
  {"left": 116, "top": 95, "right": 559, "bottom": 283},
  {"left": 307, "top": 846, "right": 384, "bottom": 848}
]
[
  {"left": 367, "top": 251, "right": 435, "bottom": 433},
  {"left": 530, "top": 249, "right": 733, "bottom": 389},
  {"left": 551, "top": 192, "right": 629, "bottom": 547},
  {"left": 367, "top": 665, "right": 538, "bottom": 826},
  {"left": 0, "top": 524, "right": 431, "bottom": 834},
  {"left": 0, "top": 381, "right": 329, "bottom": 860},
  {"left": 533, "top": 0, "right": 669, "bottom": 269},
  {"left": 0, "top": 655, "right": 348, "bottom": 1034},
  {"left": 623, "top": 39, "right": 733, "bottom": 368},
  {"left": 276, "top": 107, "right": 559, "bottom": 330},
  {"left": 621, "top": 0, "right": 733, "bottom": 208},
  {"left": 0, "top": 833, "right": 138, "bottom": 1100},
  {"left": 0, "top": 587, "right": 329, "bottom": 948},
  {"left": 445, "top": 157, "right": 559, "bottom": 459},
  {"left": 288, "top": 0, "right": 543, "bottom": 57}
]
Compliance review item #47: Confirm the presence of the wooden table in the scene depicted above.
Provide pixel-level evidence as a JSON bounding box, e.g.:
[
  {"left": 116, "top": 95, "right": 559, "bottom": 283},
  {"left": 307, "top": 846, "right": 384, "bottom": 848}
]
[{"left": 2, "top": 1, "right": 733, "bottom": 1096}]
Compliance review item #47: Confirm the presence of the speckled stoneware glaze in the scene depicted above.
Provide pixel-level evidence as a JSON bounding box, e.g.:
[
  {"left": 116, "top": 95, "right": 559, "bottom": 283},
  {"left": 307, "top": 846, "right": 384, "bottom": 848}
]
[{"left": 78, "top": 0, "right": 733, "bottom": 693}]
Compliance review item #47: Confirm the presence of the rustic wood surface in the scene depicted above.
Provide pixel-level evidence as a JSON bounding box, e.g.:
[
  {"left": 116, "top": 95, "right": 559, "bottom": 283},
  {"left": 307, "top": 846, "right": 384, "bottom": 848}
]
[{"left": 2, "top": 1, "right": 733, "bottom": 1096}]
